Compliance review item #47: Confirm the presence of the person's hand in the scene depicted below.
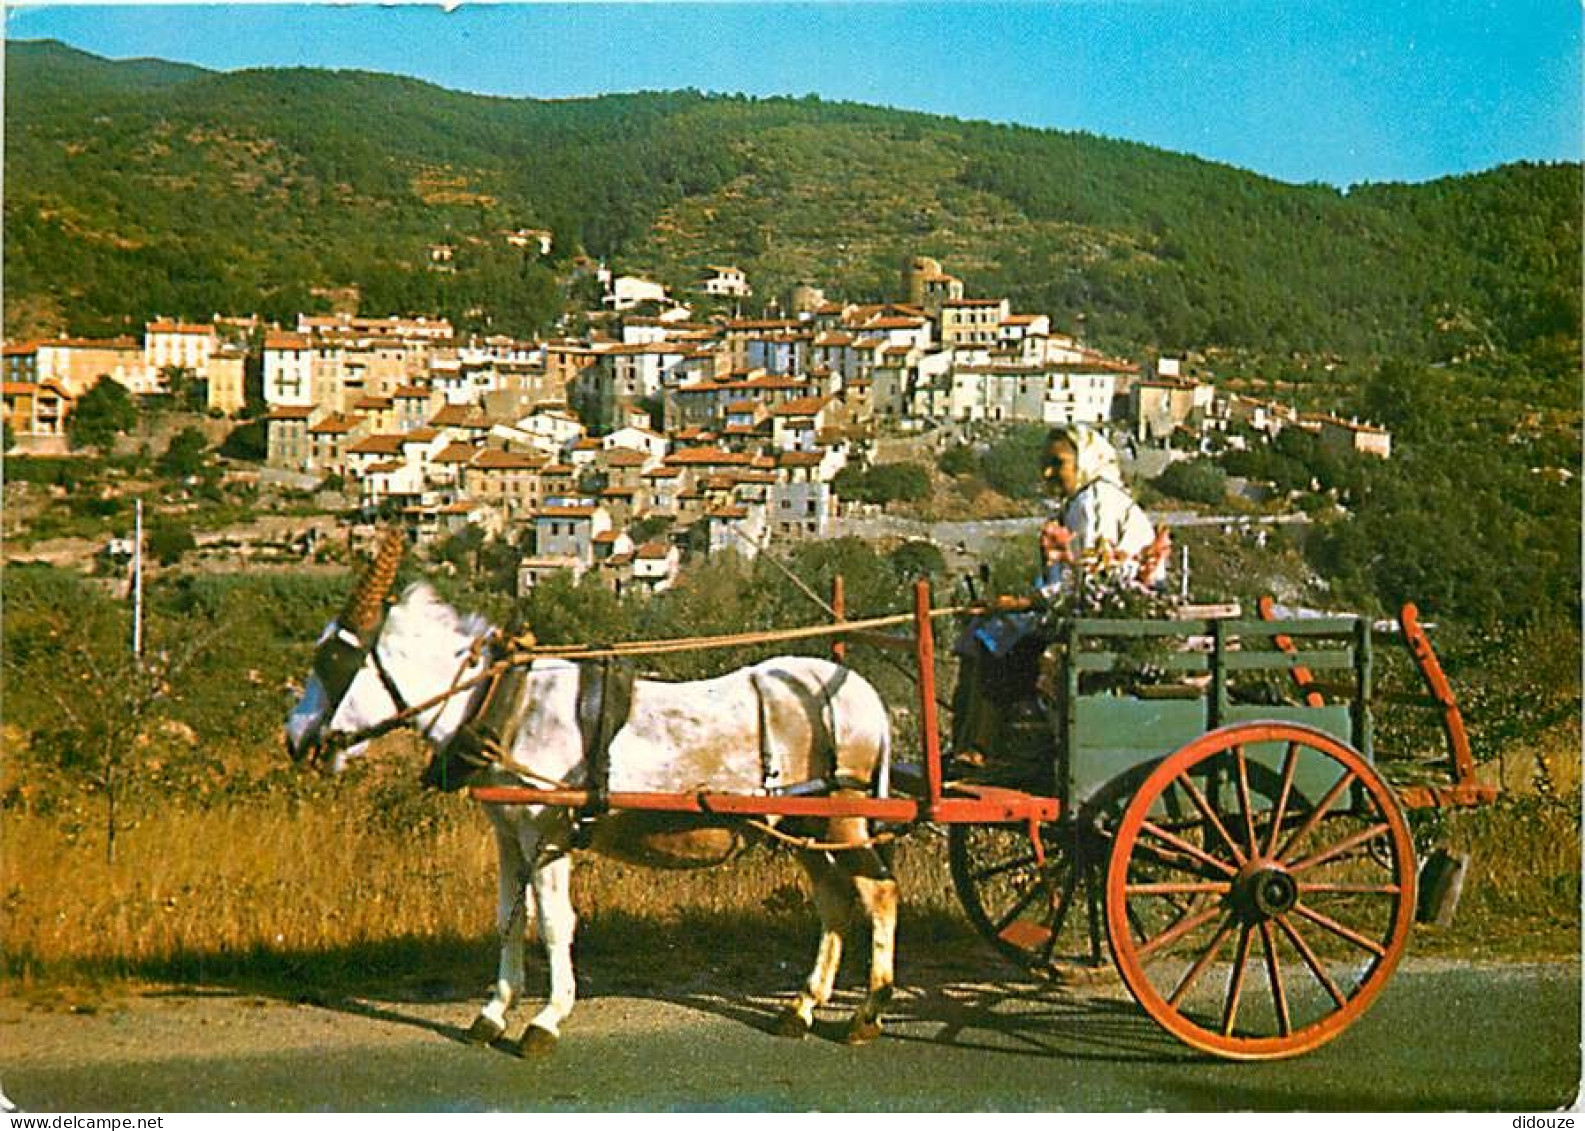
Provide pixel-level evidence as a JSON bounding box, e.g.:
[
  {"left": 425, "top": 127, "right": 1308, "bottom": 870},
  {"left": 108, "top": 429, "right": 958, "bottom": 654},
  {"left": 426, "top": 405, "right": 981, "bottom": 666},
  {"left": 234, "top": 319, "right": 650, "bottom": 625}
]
[{"left": 1040, "top": 520, "right": 1074, "bottom": 564}]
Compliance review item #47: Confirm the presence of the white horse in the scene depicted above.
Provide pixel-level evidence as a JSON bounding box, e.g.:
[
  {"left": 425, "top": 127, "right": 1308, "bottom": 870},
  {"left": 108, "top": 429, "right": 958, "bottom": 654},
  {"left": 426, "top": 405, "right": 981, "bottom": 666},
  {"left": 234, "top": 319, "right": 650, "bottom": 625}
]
[{"left": 284, "top": 536, "right": 898, "bottom": 1056}]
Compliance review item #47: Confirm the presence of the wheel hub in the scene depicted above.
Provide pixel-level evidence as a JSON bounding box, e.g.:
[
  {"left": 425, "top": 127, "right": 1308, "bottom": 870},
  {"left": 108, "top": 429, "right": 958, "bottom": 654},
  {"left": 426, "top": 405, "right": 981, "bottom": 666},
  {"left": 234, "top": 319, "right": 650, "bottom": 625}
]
[{"left": 1230, "top": 860, "right": 1299, "bottom": 922}]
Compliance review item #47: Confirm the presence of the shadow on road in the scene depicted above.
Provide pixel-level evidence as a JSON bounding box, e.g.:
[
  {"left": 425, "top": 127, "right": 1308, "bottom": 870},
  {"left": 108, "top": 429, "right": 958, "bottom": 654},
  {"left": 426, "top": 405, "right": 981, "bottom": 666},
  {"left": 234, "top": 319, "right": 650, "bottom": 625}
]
[
  {"left": 46, "top": 907, "right": 1195, "bottom": 1065},
  {"left": 669, "top": 974, "right": 1195, "bottom": 1065}
]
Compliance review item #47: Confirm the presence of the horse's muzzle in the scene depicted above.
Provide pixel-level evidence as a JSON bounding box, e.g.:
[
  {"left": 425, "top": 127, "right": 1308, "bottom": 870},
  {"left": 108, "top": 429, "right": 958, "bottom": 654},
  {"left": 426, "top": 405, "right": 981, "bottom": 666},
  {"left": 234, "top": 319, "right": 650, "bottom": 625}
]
[{"left": 285, "top": 726, "right": 323, "bottom": 767}]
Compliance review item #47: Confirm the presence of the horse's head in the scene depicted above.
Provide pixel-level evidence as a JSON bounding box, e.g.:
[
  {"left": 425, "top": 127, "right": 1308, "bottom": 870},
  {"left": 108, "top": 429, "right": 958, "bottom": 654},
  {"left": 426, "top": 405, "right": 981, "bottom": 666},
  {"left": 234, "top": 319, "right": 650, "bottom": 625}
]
[{"left": 284, "top": 525, "right": 409, "bottom": 770}]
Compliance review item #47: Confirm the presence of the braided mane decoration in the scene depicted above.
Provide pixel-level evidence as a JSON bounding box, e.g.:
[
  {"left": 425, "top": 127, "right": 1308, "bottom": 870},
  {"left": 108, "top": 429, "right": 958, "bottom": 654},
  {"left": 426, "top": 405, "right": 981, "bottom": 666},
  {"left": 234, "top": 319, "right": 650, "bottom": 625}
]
[{"left": 341, "top": 525, "right": 407, "bottom": 633}]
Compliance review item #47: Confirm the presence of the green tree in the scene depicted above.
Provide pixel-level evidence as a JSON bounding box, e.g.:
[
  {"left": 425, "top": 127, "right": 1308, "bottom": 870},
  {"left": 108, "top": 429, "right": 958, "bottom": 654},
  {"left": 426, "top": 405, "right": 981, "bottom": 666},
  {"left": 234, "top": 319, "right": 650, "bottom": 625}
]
[
  {"left": 159, "top": 426, "right": 209, "bottom": 479},
  {"left": 1153, "top": 459, "right": 1228, "bottom": 506},
  {"left": 888, "top": 540, "right": 947, "bottom": 581},
  {"left": 218, "top": 418, "right": 267, "bottom": 461},
  {"left": 148, "top": 519, "right": 196, "bottom": 565},
  {"left": 980, "top": 424, "right": 1049, "bottom": 499},
  {"left": 835, "top": 462, "right": 932, "bottom": 504},
  {"left": 68, "top": 378, "right": 138, "bottom": 454}
]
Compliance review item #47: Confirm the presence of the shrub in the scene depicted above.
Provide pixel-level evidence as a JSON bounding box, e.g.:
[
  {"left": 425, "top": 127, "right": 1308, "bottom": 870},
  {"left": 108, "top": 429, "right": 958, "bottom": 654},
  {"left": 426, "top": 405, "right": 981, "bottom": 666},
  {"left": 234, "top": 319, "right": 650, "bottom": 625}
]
[
  {"left": 835, "top": 462, "right": 931, "bottom": 505},
  {"left": 148, "top": 520, "right": 196, "bottom": 565},
  {"left": 1154, "top": 458, "right": 1228, "bottom": 505},
  {"left": 979, "top": 424, "right": 1048, "bottom": 499}
]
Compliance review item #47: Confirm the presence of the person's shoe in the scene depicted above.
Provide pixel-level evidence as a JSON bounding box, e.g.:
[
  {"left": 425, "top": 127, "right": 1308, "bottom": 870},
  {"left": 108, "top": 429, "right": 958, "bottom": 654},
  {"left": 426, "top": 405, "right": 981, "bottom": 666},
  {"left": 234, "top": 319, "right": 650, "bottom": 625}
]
[{"left": 950, "top": 749, "right": 988, "bottom": 780}]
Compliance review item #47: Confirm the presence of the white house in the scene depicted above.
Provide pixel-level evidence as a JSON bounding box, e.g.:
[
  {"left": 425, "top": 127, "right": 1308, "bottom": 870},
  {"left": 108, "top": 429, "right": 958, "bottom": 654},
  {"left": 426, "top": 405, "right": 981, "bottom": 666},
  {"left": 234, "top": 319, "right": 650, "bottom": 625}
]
[
  {"left": 701, "top": 265, "right": 752, "bottom": 298},
  {"left": 604, "top": 276, "right": 669, "bottom": 312},
  {"left": 144, "top": 319, "right": 217, "bottom": 375},
  {"left": 602, "top": 425, "right": 668, "bottom": 462},
  {"left": 630, "top": 542, "right": 682, "bottom": 591},
  {"left": 516, "top": 406, "right": 587, "bottom": 453}
]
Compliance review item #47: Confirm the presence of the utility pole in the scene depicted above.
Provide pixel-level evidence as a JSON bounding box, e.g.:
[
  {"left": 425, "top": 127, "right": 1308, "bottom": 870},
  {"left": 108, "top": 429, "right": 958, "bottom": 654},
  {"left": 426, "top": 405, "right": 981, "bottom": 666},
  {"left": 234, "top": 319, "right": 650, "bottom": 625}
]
[{"left": 132, "top": 498, "right": 144, "bottom": 661}]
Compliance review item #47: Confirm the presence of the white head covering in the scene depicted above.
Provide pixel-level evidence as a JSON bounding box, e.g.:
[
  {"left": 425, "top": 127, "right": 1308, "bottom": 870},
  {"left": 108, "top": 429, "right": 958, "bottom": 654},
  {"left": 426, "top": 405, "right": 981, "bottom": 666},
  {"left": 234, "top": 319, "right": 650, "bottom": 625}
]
[{"left": 1050, "top": 424, "right": 1123, "bottom": 496}]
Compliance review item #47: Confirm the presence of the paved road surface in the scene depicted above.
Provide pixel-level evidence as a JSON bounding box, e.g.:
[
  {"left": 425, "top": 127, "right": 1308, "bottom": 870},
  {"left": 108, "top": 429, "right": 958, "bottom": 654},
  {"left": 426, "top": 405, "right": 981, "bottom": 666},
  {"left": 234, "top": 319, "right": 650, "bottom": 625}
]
[{"left": 3, "top": 961, "right": 1577, "bottom": 1112}]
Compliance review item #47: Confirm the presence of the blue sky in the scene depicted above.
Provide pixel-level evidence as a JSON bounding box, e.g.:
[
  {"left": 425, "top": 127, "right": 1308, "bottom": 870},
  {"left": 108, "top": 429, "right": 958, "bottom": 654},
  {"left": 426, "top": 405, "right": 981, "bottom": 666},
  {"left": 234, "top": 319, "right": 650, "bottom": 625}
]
[{"left": 7, "top": 1, "right": 1581, "bottom": 187}]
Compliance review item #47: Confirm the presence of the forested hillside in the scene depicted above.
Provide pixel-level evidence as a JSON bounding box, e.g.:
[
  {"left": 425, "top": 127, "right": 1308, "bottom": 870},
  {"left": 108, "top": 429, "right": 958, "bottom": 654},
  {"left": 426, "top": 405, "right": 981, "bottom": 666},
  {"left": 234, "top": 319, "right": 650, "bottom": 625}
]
[{"left": 6, "top": 39, "right": 1580, "bottom": 376}]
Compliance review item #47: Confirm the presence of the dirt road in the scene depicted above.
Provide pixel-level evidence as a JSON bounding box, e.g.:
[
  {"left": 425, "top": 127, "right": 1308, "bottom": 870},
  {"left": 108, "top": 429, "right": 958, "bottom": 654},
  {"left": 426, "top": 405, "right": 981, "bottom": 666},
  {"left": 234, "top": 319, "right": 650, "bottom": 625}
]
[{"left": 2, "top": 961, "right": 1577, "bottom": 1111}]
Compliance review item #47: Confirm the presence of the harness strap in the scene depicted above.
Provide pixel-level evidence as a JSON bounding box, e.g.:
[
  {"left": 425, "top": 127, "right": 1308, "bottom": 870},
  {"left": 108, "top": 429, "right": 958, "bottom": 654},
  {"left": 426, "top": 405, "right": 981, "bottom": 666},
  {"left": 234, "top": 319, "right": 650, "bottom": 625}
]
[
  {"left": 371, "top": 646, "right": 411, "bottom": 714},
  {"left": 577, "top": 657, "right": 636, "bottom": 813}
]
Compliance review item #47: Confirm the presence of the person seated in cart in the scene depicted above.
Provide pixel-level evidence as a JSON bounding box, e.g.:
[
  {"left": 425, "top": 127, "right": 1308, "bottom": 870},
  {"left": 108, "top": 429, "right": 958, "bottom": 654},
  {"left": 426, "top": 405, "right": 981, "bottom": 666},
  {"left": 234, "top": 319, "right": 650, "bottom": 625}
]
[{"left": 952, "top": 425, "right": 1171, "bottom": 778}]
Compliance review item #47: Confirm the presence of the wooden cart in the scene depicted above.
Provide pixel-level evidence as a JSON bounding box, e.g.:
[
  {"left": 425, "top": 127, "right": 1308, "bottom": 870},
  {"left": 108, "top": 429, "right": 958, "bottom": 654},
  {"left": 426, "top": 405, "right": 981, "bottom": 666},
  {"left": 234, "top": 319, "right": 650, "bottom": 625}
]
[{"left": 475, "top": 581, "right": 1494, "bottom": 1060}]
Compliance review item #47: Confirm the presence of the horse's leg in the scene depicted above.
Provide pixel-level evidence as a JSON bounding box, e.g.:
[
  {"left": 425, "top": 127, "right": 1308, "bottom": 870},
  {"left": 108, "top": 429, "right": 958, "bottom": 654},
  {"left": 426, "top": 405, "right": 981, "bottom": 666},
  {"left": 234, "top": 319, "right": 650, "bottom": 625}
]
[
  {"left": 779, "top": 847, "right": 852, "bottom": 1038},
  {"left": 801, "top": 813, "right": 897, "bottom": 1045},
  {"left": 470, "top": 811, "right": 534, "bottom": 1044},
  {"left": 517, "top": 827, "right": 578, "bottom": 1057},
  {"left": 841, "top": 837, "right": 898, "bottom": 1046}
]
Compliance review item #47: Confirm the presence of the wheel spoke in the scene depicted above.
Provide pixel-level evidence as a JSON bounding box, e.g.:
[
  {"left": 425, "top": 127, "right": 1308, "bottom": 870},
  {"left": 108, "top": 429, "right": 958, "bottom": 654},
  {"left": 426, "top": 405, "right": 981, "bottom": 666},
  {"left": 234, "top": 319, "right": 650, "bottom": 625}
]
[
  {"left": 1298, "top": 881, "right": 1402, "bottom": 894},
  {"left": 970, "top": 852, "right": 1041, "bottom": 883},
  {"left": 1220, "top": 925, "right": 1254, "bottom": 1036},
  {"left": 1037, "top": 862, "right": 1081, "bottom": 966},
  {"left": 1232, "top": 746, "right": 1260, "bottom": 859},
  {"left": 1289, "top": 821, "right": 1393, "bottom": 874},
  {"left": 1292, "top": 900, "right": 1387, "bottom": 959},
  {"left": 1264, "top": 742, "right": 1302, "bottom": 856},
  {"left": 991, "top": 874, "right": 1049, "bottom": 936},
  {"left": 1173, "top": 771, "right": 1248, "bottom": 867},
  {"left": 1139, "top": 819, "right": 1239, "bottom": 878},
  {"left": 1259, "top": 920, "right": 1292, "bottom": 1037},
  {"left": 1136, "top": 901, "right": 1223, "bottom": 961},
  {"left": 1275, "top": 768, "right": 1357, "bottom": 862},
  {"left": 1274, "top": 914, "right": 1349, "bottom": 1008},
  {"left": 1168, "top": 914, "right": 1236, "bottom": 1007},
  {"left": 1124, "top": 880, "right": 1229, "bottom": 896}
]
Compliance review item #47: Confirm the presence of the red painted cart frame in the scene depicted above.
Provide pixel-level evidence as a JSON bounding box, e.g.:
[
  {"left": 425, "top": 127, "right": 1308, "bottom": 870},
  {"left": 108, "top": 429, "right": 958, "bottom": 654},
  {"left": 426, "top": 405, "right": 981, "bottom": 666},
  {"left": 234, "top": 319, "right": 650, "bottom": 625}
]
[
  {"left": 472, "top": 580, "right": 1062, "bottom": 828},
  {"left": 473, "top": 580, "right": 1488, "bottom": 823}
]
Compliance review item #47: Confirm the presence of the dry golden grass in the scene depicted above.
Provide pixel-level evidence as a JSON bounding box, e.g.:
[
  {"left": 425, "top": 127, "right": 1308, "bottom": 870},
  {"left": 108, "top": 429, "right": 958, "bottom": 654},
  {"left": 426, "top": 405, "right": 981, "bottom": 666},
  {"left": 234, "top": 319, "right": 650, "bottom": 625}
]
[
  {"left": 2, "top": 776, "right": 1574, "bottom": 1003},
  {"left": 1, "top": 793, "right": 971, "bottom": 1002}
]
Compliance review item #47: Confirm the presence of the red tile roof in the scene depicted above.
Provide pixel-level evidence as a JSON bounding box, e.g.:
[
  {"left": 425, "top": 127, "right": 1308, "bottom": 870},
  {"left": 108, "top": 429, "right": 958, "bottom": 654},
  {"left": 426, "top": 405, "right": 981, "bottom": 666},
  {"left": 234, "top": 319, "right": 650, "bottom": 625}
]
[
  {"left": 770, "top": 396, "right": 833, "bottom": 417},
  {"left": 471, "top": 448, "right": 546, "bottom": 470},
  {"left": 348, "top": 435, "right": 405, "bottom": 455},
  {"left": 433, "top": 442, "right": 480, "bottom": 464}
]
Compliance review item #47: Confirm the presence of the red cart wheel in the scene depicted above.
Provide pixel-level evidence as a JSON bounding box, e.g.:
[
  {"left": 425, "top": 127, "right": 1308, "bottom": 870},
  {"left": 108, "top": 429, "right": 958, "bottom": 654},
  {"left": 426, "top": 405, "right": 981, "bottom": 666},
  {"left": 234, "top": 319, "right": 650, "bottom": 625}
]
[{"left": 1105, "top": 722, "right": 1416, "bottom": 1060}]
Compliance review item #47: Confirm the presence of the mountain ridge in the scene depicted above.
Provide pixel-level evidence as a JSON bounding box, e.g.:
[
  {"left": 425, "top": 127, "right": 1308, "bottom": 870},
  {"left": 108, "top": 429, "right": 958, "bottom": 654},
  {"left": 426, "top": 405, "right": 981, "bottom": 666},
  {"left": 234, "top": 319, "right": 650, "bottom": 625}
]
[{"left": 5, "top": 40, "right": 1579, "bottom": 375}]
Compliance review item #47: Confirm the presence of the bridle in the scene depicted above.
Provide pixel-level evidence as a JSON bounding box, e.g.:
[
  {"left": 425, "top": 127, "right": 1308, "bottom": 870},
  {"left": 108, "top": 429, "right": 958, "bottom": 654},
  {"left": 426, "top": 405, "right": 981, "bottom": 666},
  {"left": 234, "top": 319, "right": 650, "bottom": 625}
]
[
  {"left": 296, "top": 602, "right": 506, "bottom": 768},
  {"left": 297, "top": 606, "right": 413, "bottom": 764}
]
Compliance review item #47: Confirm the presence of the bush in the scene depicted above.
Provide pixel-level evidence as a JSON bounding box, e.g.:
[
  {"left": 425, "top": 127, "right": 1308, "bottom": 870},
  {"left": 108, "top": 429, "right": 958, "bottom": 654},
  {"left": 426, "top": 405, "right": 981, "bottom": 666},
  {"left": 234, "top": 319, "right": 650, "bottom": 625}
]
[
  {"left": 1154, "top": 458, "right": 1228, "bottom": 505},
  {"left": 835, "top": 462, "right": 931, "bottom": 505},
  {"left": 938, "top": 444, "right": 978, "bottom": 477},
  {"left": 979, "top": 424, "right": 1048, "bottom": 499},
  {"left": 160, "top": 427, "right": 210, "bottom": 479},
  {"left": 148, "top": 521, "right": 196, "bottom": 565}
]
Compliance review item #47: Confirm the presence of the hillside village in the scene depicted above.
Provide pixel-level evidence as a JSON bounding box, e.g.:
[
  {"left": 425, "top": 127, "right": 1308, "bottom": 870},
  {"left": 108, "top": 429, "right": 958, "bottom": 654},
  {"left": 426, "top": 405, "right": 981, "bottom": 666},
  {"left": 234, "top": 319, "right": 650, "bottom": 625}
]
[{"left": 4, "top": 256, "right": 1393, "bottom": 595}]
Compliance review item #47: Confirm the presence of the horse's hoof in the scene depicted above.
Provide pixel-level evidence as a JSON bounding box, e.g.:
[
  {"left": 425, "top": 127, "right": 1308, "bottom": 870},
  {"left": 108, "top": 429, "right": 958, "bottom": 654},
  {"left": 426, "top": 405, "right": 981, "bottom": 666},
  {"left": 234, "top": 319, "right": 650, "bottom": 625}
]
[
  {"left": 844, "top": 1016, "right": 883, "bottom": 1045},
  {"left": 774, "top": 1009, "right": 812, "bottom": 1039},
  {"left": 466, "top": 1015, "right": 506, "bottom": 1045},
  {"left": 517, "top": 1024, "right": 558, "bottom": 1058}
]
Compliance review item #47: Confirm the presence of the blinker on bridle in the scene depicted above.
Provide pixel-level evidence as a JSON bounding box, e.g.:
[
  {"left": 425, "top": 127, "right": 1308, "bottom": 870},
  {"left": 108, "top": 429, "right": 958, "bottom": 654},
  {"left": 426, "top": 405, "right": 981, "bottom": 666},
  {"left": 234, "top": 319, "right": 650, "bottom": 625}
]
[{"left": 296, "top": 526, "right": 410, "bottom": 763}]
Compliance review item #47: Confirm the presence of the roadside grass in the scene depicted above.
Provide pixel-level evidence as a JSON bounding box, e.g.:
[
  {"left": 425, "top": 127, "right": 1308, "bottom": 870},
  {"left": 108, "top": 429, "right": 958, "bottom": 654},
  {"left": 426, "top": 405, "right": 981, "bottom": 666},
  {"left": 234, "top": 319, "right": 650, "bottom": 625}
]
[
  {"left": 0, "top": 796, "right": 974, "bottom": 1007},
  {"left": 3, "top": 784, "right": 1576, "bottom": 1008}
]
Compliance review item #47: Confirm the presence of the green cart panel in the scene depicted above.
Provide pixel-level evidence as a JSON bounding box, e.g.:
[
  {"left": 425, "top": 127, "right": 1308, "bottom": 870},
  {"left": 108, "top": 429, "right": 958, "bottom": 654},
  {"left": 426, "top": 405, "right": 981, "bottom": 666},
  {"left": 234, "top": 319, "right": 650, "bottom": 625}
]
[
  {"left": 1068, "top": 696, "right": 1207, "bottom": 813},
  {"left": 1067, "top": 698, "right": 1358, "bottom": 817}
]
